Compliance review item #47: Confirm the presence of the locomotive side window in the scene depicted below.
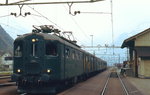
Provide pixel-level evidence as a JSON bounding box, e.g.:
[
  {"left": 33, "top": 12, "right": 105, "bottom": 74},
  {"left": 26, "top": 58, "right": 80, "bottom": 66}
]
[
  {"left": 76, "top": 52, "right": 79, "bottom": 60},
  {"left": 72, "top": 50, "right": 75, "bottom": 60},
  {"left": 14, "top": 42, "right": 23, "bottom": 57},
  {"left": 86, "top": 56, "right": 88, "bottom": 62},
  {"left": 65, "top": 48, "right": 70, "bottom": 58},
  {"left": 76, "top": 52, "right": 78, "bottom": 60},
  {"left": 79, "top": 52, "right": 82, "bottom": 60},
  {"left": 46, "top": 42, "right": 57, "bottom": 56}
]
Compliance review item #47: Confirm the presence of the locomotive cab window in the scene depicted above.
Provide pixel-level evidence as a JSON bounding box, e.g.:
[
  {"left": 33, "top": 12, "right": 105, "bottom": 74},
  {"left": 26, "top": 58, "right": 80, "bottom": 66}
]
[
  {"left": 46, "top": 42, "right": 57, "bottom": 56},
  {"left": 14, "top": 41, "right": 23, "bottom": 57}
]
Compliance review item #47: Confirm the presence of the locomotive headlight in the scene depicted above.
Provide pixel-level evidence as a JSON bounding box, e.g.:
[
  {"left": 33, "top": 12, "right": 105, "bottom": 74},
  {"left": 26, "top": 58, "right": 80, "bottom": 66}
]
[
  {"left": 47, "top": 69, "right": 51, "bottom": 73},
  {"left": 17, "top": 69, "right": 21, "bottom": 73},
  {"left": 32, "top": 38, "right": 36, "bottom": 42}
]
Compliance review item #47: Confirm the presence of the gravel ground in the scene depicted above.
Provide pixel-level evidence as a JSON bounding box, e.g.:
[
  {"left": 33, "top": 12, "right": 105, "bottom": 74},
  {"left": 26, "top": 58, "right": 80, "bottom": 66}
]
[{"left": 127, "top": 77, "right": 150, "bottom": 95}]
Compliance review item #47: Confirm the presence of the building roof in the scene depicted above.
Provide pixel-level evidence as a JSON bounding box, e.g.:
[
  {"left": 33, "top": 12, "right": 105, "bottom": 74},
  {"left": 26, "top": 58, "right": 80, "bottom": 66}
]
[{"left": 121, "top": 28, "right": 150, "bottom": 48}]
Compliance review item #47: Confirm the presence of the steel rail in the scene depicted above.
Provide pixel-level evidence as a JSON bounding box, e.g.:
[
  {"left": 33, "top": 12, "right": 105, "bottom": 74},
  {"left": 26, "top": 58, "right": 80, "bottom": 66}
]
[
  {"left": 0, "top": 74, "right": 11, "bottom": 76},
  {"left": 0, "top": 76, "right": 11, "bottom": 79},
  {"left": 100, "top": 71, "right": 111, "bottom": 95},
  {"left": 20, "top": 93, "right": 27, "bottom": 95},
  {"left": 101, "top": 71, "right": 129, "bottom": 95},
  {"left": 0, "top": 82, "right": 15, "bottom": 87},
  {"left": 118, "top": 73, "right": 129, "bottom": 95}
]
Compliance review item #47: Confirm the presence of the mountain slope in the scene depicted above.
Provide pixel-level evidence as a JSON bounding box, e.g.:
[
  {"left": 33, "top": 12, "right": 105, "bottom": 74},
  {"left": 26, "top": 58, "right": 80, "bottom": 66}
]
[{"left": 0, "top": 25, "right": 14, "bottom": 53}]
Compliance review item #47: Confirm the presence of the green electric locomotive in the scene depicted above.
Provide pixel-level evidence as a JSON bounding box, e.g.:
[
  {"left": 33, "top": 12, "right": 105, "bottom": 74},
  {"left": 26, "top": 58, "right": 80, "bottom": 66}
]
[{"left": 11, "top": 25, "right": 107, "bottom": 94}]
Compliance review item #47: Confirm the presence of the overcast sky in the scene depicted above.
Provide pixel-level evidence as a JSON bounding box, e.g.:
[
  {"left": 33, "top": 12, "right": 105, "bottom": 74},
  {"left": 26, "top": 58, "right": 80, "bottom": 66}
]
[
  {"left": 0, "top": 0, "right": 150, "bottom": 64},
  {"left": 0, "top": 0, "right": 150, "bottom": 46}
]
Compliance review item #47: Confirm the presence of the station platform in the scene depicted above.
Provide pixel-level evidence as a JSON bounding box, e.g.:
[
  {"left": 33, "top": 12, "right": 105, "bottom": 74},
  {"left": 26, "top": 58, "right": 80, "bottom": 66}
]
[
  {"left": 127, "top": 77, "right": 150, "bottom": 95},
  {"left": 58, "top": 71, "right": 109, "bottom": 95},
  {"left": 118, "top": 68, "right": 150, "bottom": 95},
  {"left": 58, "top": 68, "right": 146, "bottom": 95}
]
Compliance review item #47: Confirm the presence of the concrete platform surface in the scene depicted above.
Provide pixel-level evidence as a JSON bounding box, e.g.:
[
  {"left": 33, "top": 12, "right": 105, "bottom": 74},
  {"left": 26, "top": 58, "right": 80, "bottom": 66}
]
[{"left": 127, "top": 77, "right": 150, "bottom": 95}]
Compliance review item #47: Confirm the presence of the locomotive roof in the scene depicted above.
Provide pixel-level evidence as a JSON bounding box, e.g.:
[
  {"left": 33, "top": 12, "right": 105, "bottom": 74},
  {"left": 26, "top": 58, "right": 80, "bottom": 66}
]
[
  {"left": 15, "top": 32, "right": 82, "bottom": 51},
  {"left": 15, "top": 32, "right": 106, "bottom": 62}
]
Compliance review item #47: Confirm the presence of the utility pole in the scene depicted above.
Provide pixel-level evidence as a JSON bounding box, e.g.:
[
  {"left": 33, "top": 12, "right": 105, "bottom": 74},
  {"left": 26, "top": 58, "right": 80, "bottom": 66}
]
[
  {"left": 6, "top": 0, "right": 8, "bottom": 4},
  {"left": 110, "top": 0, "right": 114, "bottom": 55},
  {"left": 90, "top": 35, "right": 93, "bottom": 47}
]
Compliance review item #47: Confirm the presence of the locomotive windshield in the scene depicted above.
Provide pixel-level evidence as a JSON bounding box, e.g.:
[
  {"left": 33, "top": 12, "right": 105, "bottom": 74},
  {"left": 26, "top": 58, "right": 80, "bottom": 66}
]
[
  {"left": 45, "top": 41, "right": 57, "bottom": 56},
  {"left": 14, "top": 41, "right": 23, "bottom": 57}
]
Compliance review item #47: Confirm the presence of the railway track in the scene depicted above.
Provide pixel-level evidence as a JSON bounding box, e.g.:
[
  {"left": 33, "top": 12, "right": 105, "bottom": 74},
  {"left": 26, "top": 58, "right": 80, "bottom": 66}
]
[
  {"left": 0, "top": 82, "right": 15, "bottom": 87},
  {"left": 100, "top": 71, "right": 129, "bottom": 95},
  {"left": 0, "top": 75, "right": 15, "bottom": 87},
  {"left": 0, "top": 76, "right": 11, "bottom": 79},
  {"left": 0, "top": 69, "right": 145, "bottom": 95}
]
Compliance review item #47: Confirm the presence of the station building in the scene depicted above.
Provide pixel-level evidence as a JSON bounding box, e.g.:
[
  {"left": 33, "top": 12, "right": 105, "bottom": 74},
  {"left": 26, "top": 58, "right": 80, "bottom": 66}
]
[
  {"left": 121, "top": 28, "right": 150, "bottom": 78},
  {"left": 0, "top": 51, "right": 13, "bottom": 70}
]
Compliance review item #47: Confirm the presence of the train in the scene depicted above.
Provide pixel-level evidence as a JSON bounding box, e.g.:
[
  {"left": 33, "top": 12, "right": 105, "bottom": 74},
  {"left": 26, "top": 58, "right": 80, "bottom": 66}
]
[{"left": 11, "top": 25, "right": 107, "bottom": 94}]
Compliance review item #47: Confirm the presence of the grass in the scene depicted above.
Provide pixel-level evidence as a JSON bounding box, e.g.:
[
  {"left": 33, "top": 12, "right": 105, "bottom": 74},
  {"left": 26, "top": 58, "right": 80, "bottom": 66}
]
[{"left": 0, "top": 71, "right": 13, "bottom": 75}]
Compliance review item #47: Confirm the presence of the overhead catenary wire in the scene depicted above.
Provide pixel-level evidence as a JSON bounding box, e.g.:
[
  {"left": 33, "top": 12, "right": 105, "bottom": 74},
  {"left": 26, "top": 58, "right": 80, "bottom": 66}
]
[
  {"left": 0, "top": 22, "right": 29, "bottom": 39},
  {"left": 0, "top": 0, "right": 104, "bottom": 6},
  {"left": 0, "top": 14, "right": 11, "bottom": 18},
  {"left": 27, "top": 5, "right": 65, "bottom": 31},
  {"left": 0, "top": 6, "right": 38, "bottom": 36},
  {"left": 62, "top": 4, "right": 91, "bottom": 45},
  {"left": 0, "top": 8, "right": 29, "bottom": 34},
  {"left": 69, "top": 17, "right": 91, "bottom": 44},
  {"left": 0, "top": 4, "right": 88, "bottom": 44},
  {"left": 70, "top": 16, "right": 91, "bottom": 40}
]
